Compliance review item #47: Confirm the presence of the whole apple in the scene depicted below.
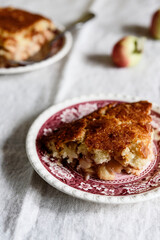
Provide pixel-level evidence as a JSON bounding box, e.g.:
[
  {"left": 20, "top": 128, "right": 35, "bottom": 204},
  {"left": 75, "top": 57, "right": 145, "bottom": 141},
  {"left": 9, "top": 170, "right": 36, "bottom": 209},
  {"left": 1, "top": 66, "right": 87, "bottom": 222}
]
[
  {"left": 112, "top": 36, "right": 144, "bottom": 67},
  {"left": 150, "top": 9, "right": 160, "bottom": 39}
]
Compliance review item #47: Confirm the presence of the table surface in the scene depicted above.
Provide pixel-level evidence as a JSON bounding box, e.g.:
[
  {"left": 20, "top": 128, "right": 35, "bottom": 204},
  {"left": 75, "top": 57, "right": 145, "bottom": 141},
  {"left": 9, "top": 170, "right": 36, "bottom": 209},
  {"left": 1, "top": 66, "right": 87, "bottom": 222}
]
[{"left": 1, "top": 0, "right": 160, "bottom": 239}]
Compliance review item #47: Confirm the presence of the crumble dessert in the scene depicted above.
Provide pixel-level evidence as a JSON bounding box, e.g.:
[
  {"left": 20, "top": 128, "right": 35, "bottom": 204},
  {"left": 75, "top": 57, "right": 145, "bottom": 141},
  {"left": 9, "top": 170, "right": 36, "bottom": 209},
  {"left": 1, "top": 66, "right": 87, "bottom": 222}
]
[
  {"left": 43, "top": 101, "right": 154, "bottom": 181},
  {"left": 0, "top": 7, "right": 56, "bottom": 63}
]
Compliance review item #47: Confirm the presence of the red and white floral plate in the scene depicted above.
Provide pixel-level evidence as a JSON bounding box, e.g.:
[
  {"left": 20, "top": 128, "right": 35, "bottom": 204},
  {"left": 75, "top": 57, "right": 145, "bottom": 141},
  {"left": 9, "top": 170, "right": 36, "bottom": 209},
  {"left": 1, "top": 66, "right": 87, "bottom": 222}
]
[{"left": 26, "top": 94, "right": 160, "bottom": 204}]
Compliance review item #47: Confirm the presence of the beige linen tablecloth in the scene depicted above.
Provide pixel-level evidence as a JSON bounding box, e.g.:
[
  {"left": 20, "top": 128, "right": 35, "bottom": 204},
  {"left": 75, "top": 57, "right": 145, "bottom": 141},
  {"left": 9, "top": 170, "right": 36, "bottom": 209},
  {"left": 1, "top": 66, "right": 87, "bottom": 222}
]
[{"left": 1, "top": 0, "right": 160, "bottom": 239}]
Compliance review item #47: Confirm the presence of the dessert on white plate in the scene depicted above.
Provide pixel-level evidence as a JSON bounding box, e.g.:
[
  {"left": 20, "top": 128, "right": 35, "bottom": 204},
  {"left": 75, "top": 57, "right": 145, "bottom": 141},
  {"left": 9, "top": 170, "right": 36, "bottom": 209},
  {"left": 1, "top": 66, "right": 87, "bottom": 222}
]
[{"left": 0, "top": 7, "right": 58, "bottom": 66}]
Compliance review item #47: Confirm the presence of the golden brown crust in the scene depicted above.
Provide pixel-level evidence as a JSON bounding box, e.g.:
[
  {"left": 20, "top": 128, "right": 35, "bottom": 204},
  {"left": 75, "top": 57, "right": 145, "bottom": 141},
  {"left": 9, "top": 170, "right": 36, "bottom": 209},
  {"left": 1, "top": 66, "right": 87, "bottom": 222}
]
[
  {"left": 0, "top": 7, "right": 51, "bottom": 33},
  {"left": 45, "top": 101, "right": 152, "bottom": 157},
  {"left": 96, "top": 101, "right": 152, "bottom": 124},
  {"left": 85, "top": 118, "right": 151, "bottom": 155},
  {"left": 47, "top": 119, "right": 87, "bottom": 149}
]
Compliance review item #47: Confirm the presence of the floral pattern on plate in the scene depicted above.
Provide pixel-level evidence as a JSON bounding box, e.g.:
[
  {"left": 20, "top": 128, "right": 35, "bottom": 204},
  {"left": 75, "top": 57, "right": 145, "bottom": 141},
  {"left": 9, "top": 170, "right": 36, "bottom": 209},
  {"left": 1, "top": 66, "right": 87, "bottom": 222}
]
[{"left": 36, "top": 100, "right": 160, "bottom": 196}]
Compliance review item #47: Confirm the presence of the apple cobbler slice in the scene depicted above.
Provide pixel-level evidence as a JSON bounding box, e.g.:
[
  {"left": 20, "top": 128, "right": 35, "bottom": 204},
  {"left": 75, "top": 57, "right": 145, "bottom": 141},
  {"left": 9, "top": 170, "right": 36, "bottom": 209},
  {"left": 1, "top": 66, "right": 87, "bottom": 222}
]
[
  {"left": 43, "top": 101, "right": 154, "bottom": 181},
  {"left": 0, "top": 7, "right": 56, "bottom": 63}
]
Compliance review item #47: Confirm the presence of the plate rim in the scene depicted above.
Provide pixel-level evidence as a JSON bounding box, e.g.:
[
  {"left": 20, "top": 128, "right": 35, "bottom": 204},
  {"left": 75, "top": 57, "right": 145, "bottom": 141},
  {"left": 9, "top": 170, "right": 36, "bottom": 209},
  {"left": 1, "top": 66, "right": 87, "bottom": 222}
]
[
  {"left": 0, "top": 23, "right": 72, "bottom": 75},
  {"left": 26, "top": 94, "right": 160, "bottom": 204}
]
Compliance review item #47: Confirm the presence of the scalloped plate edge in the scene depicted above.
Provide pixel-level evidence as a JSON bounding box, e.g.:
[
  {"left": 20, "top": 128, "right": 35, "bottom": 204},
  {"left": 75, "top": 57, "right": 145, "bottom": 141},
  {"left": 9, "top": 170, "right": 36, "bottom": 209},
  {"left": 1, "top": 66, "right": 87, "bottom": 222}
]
[{"left": 26, "top": 94, "right": 160, "bottom": 204}]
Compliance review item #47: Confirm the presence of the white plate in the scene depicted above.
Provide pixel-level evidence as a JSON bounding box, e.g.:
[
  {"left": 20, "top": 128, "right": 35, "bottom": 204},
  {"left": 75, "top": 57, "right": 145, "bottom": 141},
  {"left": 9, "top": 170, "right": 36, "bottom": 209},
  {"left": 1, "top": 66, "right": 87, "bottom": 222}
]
[
  {"left": 0, "top": 23, "right": 72, "bottom": 75},
  {"left": 26, "top": 94, "right": 160, "bottom": 204}
]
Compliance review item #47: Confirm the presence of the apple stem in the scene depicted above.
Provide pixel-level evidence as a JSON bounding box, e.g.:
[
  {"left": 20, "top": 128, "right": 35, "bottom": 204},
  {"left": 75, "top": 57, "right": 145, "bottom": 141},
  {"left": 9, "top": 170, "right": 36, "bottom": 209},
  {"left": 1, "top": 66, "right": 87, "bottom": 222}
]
[{"left": 133, "top": 37, "right": 145, "bottom": 54}]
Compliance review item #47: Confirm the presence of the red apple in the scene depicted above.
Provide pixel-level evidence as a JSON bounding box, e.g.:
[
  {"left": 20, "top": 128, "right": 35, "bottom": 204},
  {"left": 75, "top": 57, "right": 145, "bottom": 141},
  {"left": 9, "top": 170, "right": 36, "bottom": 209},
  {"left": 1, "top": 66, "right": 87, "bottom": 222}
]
[
  {"left": 150, "top": 9, "right": 160, "bottom": 39},
  {"left": 112, "top": 36, "right": 144, "bottom": 67}
]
